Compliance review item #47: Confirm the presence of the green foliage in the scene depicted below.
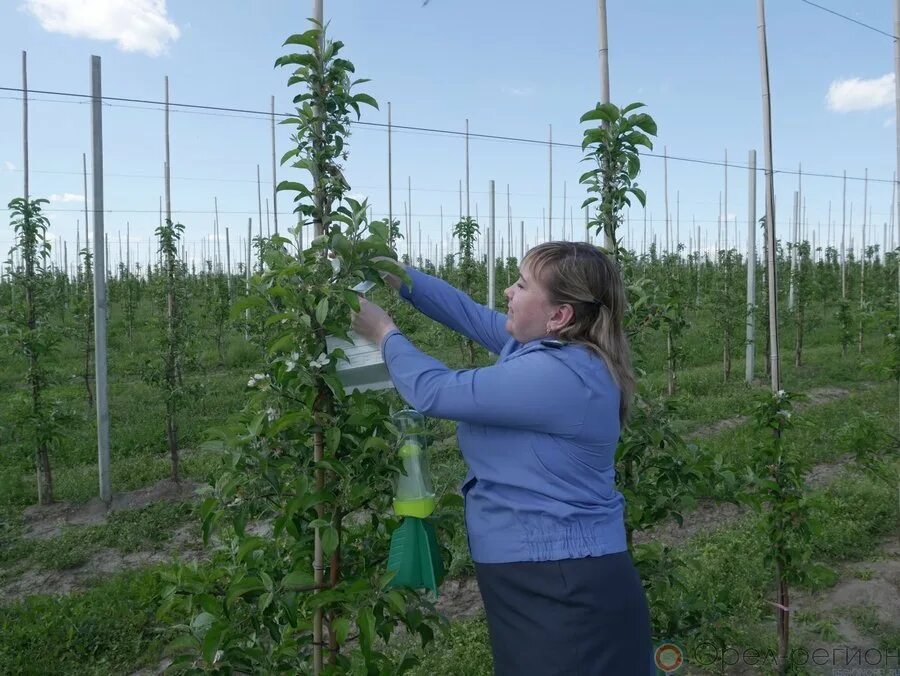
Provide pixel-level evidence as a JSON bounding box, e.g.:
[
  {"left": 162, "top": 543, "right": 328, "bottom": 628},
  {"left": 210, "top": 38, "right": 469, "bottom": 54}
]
[
  {"left": 579, "top": 101, "right": 657, "bottom": 252},
  {"left": 711, "top": 249, "right": 745, "bottom": 381},
  {"left": 161, "top": 21, "right": 451, "bottom": 674},
  {"left": 150, "top": 219, "right": 191, "bottom": 482},
  {"left": 450, "top": 217, "right": 480, "bottom": 367},
  {"left": 3, "top": 197, "right": 65, "bottom": 505}
]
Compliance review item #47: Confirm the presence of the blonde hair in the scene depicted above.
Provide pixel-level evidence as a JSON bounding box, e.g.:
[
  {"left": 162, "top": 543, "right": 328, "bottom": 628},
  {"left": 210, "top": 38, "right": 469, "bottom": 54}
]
[{"left": 523, "top": 241, "right": 635, "bottom": 423}]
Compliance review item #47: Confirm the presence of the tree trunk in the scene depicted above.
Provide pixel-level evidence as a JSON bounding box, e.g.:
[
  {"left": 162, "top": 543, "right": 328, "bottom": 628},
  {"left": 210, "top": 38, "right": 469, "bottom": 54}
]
[
  {"left": 36, "top": 446, "right": 53, "bottom": 505},
  {"left": 166, "top": 250, "right": 179, "bottom": 482},
  {"left": 775, "top": 560, "right": 790, "bottom": 675},
  {"left": 666, "top": 327, "right": 676, "bottom": 396},
  {"left": 723, "top": 330, "right": 732, "bottom": 382},
  {"left": 83, "top": 334, "right": 94, "bottom": 407},
  {"left": 167, "top": 408, "right": 179, "bottom": 482}
]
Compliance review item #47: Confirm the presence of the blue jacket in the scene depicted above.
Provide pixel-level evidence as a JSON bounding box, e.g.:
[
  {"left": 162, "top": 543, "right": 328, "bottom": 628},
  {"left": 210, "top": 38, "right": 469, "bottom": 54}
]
[{"left": 380, "top": 268, "right": 627, "bottom": 564}]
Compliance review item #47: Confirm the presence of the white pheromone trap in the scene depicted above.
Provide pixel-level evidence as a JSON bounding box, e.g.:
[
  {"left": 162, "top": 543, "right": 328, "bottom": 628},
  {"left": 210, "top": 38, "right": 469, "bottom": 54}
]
[{"left": 325, "top": 280, "right": 395, "bottom": 394}]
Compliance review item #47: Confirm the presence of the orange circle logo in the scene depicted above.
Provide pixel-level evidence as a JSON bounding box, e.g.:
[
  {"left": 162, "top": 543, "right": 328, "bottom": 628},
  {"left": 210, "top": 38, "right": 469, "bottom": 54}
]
[{"left": 654, "top": 642, "right": 684, "bottom": 673}]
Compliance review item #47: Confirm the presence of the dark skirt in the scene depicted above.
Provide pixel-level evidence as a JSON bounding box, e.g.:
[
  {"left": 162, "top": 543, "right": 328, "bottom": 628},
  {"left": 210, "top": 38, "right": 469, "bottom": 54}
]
[{"left": 473, "top": 552, "right": 655, "bottom": 676}]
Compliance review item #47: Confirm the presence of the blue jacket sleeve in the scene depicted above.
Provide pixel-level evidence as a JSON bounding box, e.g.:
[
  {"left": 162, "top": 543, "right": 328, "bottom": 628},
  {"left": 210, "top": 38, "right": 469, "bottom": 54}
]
[
  {"left": 381, "top": 330, "right": 587, "bottom": 434},
  {"left": 399, "top": 267, "right": 510, "bottom": 355}
]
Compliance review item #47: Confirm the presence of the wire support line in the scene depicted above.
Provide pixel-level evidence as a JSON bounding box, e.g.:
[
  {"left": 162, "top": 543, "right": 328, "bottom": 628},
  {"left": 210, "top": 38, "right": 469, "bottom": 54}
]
[
  {"left": 0, "top": 85, "right": 895, "bottom": 184},
  {"left": 798, "top": 0, "right": 897, "bottom": 40}
]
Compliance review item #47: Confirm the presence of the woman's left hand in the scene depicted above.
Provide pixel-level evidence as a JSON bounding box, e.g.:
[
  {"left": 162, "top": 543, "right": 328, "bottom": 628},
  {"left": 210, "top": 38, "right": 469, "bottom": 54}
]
[{"left": 351, "top": 297, "right": 398, "bottom": 345}]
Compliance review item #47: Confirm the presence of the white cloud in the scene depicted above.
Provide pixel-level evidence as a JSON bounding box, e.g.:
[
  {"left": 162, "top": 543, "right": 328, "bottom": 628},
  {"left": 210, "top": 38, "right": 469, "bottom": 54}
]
[
  {"left": 884, "top": 116, "right": 895, "bottom": 128},
  {"left": 48, "top": 192, "right": 84, "bottom": 202},
  {"left": 501, "top": 85, "right": 535, "bottom": 97},
  {"left": 22, "top": 0, "right": 180, "bottom": 57},
  {"left": 3, "top": 161, "right": 16, "bottom": 172},
  {"left": 826, "top": 73, "right": 894, "bottom": 112}
]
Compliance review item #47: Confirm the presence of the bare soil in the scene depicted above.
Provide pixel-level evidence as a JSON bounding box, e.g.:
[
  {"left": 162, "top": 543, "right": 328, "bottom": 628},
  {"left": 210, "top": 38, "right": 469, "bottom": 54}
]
[{"left": 21, "top": 478, "right": 203, "bottom": 540}]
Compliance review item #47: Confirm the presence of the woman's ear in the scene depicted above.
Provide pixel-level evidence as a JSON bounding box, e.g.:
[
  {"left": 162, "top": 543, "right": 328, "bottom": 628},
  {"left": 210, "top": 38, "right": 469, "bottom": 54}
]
[{"left": 546, "top": 303, "right": 574, "bottom": 333}]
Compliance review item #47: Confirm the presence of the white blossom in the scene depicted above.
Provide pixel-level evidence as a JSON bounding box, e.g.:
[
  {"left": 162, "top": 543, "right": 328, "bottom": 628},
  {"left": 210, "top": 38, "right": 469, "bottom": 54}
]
[
  {"left": 309, "top": 352, "right": 330, "bottom": 369},
  {"left": 266, "top": 407, "right": 278, "bottom": 422},
  {"left": 247, "top": 373, "right": 267, "bottom": 388}
]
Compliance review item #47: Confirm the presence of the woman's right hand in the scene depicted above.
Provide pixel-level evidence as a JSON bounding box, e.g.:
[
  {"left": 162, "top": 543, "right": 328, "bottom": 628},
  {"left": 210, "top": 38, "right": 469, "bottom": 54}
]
[{"left": 372, "top": 256, "right": 406, "bottom": 291}]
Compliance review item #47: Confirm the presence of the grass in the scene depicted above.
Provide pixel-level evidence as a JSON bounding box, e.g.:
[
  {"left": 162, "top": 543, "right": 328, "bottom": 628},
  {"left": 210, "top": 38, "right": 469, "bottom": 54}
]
[
  {"left": 690, "top": 380, "right": 897, "bottom": 502},
  {"left": 0, "top": 501, "right": 198, "bottom": 575},
  {"left": 844, "top": 604, "right": 900, "bottom": 652},
  {"left": 0, "top": 567, "right": 178, "bottom": 676}
]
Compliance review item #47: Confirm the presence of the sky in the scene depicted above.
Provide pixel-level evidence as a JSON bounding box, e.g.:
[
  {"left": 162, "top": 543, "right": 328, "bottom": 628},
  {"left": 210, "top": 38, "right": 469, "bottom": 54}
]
[{"left": 0, "top": 0, "right": 897, "bottom": 274}]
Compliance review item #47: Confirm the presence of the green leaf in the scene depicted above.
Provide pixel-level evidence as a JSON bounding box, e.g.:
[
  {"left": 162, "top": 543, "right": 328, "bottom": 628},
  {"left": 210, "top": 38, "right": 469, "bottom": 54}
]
[
  {"left": 343, "top": 289, "right": 361, "bottom": 312},
  {"left": 283, "top": 570, "right": 315, "bottom": 590},
  {"left": 385, "top": 590, "right": 406, "bottom": 616},
  {"left": 165, "top": 634, "right": 199, "bottom": 654},
  {"left": 331, "top": 232, "right": 351, "bottom": 257},
  {"left": 276, "top": 180, "right": 312, "bottom": 197},
  {"left": 322, "top": 374, "right": 345, "bottom": 399},
  {"left": 625, "top": 131, "right": 654, "bottom": 150},
  {"left": 202, "top": 622, "right": 224, "bottom": 665},
  {"left": 631, "top": 113, "right": 657, "bottom": 136},
  {"left": 274, "top": 53, "right": 317, "bottom": 69},
  {"left": 237, "top": 537, "right": 267, "bottom": 563},
  {"left": 368, "top": 220, "right": 388, "bottom": 241},
  {"left": 333, "top": 617, "right": 350, "bottom": 645},
  {"left": 321, "top": 525, "right": 339, "bottom": 557},
  {"left": 358, "top": 606, "right": 376, "bottom": 655},
  {"left": 200, "top": 497, "right": 218, "bottom": 522},
  {"left": 230, "top": 295, "right": 266, "bottom": 317},
  {"left": 578, "top": 169, "right": 598, "bottom": 184},
  {"left": 315, "top": 298, "right": 329, "bottom": 325},
  {"left": 581, "top": 128, "right": 607, "bottom": 151},
  {"left": 580, "top": 103, "right": 619, "bottom": 124},
  {"left": 318, "top": 428, "right": 340, "bottom": 457},
  {"left": 630, "top": 187, "right": 647, "bottom": 207},
  {"left": 191, "top": 611, "right": 216, "bottom": 635},
  {"left": 283, "top": 30, "right": 319, "bottom": 50},
  {"left": 269, "top": 333, "right": 296, "bottom": 355},
  {"left": 352, "top": 93, "right": 379, "bottom": 110},
  {"left": 226, "top": 577, "right": 266, "bottom": 607}
]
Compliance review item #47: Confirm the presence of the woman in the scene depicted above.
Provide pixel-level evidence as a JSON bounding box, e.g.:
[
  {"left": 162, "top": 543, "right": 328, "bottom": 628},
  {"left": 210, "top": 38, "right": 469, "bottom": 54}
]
[{"left": 351, "top": 241, "right": 654, "bottom": 675}]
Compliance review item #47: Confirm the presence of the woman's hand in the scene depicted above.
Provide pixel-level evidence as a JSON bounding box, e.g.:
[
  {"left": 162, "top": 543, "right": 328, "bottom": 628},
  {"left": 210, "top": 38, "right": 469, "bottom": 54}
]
[{"left": 351, "top": 297, "right": 398, "bottom": 345}]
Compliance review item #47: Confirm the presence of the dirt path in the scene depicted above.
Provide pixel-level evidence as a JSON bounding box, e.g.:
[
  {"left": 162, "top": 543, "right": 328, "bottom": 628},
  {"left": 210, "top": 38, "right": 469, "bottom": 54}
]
[
  {"left": 20, "top": 478, "right": 203, "bottom": 540},
  {"left": 0, "top": 521, "right": 205, "bottom": 604},
  {"left": 685, "top": 386, "right": 854, "bottom": 440}
]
